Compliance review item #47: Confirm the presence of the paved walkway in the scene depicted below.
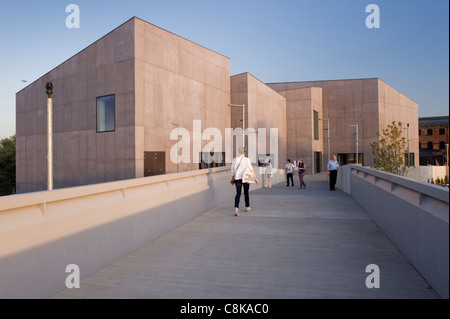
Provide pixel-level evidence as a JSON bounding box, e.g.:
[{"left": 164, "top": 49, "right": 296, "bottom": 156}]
[{"left": 52, "top": 176, "right": 439, "bottom": 299}]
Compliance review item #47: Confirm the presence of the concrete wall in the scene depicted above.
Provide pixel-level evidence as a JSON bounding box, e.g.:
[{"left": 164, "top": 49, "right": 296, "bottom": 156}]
[
  {"left": 267, "top": 78, "right": 418, "bottom": 168},
  {"left": 0, "top": 165, "right": 285, "bottom": 299},
  {"left": 16, "top": 18, "right": 137, "bottom": 193},
  {"left": 378, "top": 80, "right": 419, "bottom": 166},
  {"left": 337, "top": 165, "right": 449, "bottom": 299},
  {"left": 405, "top": 166, "right": 449, "bottom": 184},
  {"left": 276, "top": 87, "right": 323, "bottom": 174},
  {"left": 230, "top": 73, "right": 287, "bottom": 171},
  {"left": 134, "top": 18, "right": 231, "bottom": 176}
]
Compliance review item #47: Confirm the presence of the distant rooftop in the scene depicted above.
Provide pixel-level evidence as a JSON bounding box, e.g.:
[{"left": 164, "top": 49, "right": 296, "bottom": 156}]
[{"left": 419, "top": 116, "right": 449, "bottom": 127}]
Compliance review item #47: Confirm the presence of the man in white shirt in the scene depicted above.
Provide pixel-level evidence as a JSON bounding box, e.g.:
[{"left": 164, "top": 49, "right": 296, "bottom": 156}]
[
  {"left": 285, "top": 159, "right": 294, "bottom": 188},
  {"left": 231, "top": 147, "right": 259, "bottom": 216}
]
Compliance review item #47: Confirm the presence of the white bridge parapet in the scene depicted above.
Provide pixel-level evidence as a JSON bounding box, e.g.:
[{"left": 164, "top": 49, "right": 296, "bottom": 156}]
[
  {"left": 337, "top": 165, "right": 449, "bottom": 299},
  {"left": 0, "top": 166, "right": 285, "bottom": 299}
]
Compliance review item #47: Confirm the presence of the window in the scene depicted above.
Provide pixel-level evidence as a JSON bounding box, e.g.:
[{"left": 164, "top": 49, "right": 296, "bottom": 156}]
[
  {"left": 199, "top": 152, "right": 225, "bottom": 169},
  {"left": 418, "top": 129, "right": 421, "bottom": 136},
  {"left": 404, "top": 153, "right": 415, "bottom": 166},
  {"left": 97, "top": 95, "right": 115, "bottom": 132},
  {"left": 427, "top": 142, "right": 433, "bottom": 150},
  {"left": 313, "top": 111, "right": 319, "bottom": 140},
  {"left": 427, "top": 129, "right": 433, "bottom": 136},
  {"left": 419, "top": 142, "right": 422, "bottom": 149},
  {"left": 440, "top": 141, "right": 446, "bottom": 150},
  {"left": 439, "top": 128, "right": 445, "bottom": 135}
]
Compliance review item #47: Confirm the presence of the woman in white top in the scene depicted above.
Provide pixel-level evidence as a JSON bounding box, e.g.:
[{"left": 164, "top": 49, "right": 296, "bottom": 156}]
[
  {"left": 264, "top": 159, "right": 272, "bottom": 188},
  {"left": 231, "top": 147, "right": 259, "bottom": 216}
]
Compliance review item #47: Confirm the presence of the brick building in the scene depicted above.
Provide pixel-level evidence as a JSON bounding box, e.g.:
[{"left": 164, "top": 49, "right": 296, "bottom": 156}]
[{"left": 419, "top": 116, "right": 449, "bottom": 165}]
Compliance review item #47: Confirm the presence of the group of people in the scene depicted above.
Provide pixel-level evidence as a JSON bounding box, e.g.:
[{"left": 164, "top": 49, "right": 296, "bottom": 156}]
[
  {"left": 284, "top": 158, "right": 307, "bottom": 189},
  {"left": 230, "top": 148, "right": 340, "bottom": 216}
]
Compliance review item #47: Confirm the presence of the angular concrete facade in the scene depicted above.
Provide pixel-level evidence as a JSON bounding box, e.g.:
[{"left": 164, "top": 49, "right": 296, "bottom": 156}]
[
  {"left": 230, "top": 73, "right": 287, "bottom": 169},
  {"left": 267, "top": 79, "right": 419, "bottom": 170},
  {"left": 16, "top": 18, "right": 231, "bottom": 193},
  {"left": 16, "top": 18, "right": 419, "bottom": 193}
]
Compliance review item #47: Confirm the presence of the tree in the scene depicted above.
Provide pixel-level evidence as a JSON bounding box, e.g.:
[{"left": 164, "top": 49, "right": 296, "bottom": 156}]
[
  {"left": 370, "top": 121, "right": 407, "bottom": 176},
  {"left": 0, "top": 135, "right": 16, "bottom": 195}
]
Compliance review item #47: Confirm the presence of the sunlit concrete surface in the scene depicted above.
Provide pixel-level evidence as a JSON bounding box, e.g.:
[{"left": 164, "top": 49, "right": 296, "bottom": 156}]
[{"left": 52, "top": 175, "right": 439, "bottom": 299}]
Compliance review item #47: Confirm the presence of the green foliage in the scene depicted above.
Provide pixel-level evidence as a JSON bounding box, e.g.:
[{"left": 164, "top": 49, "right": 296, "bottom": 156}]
[
  {"left": 0, "top": 135, "right": 16, "bottom": 195},
  {"left": 431, "top": 178, "right": 434, "bottom": 184},
  {"left": 370, "top": 121, "right": 407, "bottom": 176}
]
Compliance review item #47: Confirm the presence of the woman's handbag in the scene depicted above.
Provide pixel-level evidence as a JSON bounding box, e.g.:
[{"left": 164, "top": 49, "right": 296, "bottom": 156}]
[{"left": 242, "top": 166, "right": 255, "bottom": 184}]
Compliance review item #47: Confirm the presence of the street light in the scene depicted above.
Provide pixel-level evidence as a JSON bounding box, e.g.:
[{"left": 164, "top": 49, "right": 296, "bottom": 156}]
[
  {"left": 349, "top": 124, "right": 359, "bottom": 165},
  {"left": 404, "top": 123, "right": 411, "bottom": 167},
  {"left": 319, "top": 118, "right": 330, "bottom": 163},
  {"left": 229, "top": 104, "right": 245, "bottom": 148},
  {"left": 46, "top": 82, "right": 53, "bottom": 190}
]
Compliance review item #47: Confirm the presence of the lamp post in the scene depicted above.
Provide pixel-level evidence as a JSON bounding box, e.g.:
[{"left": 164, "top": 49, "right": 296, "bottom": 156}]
[
  {"left": 349, "top": 124, "right": 359, "bottom": 164},
  {"left": 319, "top": 118, "right": 330, "bottom": 163},
  {"left": 404, "top": 123, "right": 411, "bottom": 167},
  {"left": 229, "top": 104, "right": 245, "bottom": 148},
  {"left": 46, "top": 82, "right": 53, "bottom": 190},
  {"left": 170, "top": 122, "right": 180, "bottom": 172}
]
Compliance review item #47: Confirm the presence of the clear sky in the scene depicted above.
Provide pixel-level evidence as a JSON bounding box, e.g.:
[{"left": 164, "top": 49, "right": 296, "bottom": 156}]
[{"left": 0, "top": 0, "right": 448, "bottom": 140}]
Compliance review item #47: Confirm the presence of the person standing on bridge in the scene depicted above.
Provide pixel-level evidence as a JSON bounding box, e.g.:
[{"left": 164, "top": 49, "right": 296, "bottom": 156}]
[
  {"left": 285, "top": 159, "right": 295, "bottom": 188},
  {"left": 297, "top": 158, "right": 307, "bottom": 189},
  {"left": 264, "top": 159, "right": 273, "bottom": 188},
  {"left": 327, "top": 155, "right": 339, "bottom": 191},
  {"left": 231, "top": 147, "right": 259, "bottom": 216}
]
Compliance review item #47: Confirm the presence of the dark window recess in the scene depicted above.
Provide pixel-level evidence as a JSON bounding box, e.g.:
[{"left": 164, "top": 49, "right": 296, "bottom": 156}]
[
  {"left": 97, "top": 95, "right": 115, "bottom": 132},
  {"left": 427, "top": 129, "right": 433, "bottom": 136}
]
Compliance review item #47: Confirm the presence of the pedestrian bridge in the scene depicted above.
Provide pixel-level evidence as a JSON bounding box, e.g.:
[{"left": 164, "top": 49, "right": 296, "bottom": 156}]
[{"left": 0, "top": 165, "right": 448, "bottom": 299}]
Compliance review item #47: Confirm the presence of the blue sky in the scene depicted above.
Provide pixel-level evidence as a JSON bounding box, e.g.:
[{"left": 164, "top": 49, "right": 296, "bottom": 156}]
[{"left": 0, "top": 0, "right": 448, "bottom": 140}]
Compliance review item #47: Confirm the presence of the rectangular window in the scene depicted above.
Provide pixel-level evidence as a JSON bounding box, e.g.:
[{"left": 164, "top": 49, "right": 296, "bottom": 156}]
[
  {"left": 427, "top": 142, "right": 433, "bottom": 150},
  {"left": 313, "top": 111, "right": 319, "bottom": 140},
  {"left": 405, "top": 153, "right": 415, "bottom": 166},
  {"left": 199, "top": 152, "right": 226, "bottom": 169},
  {"left": 97, "top": 95, "right": 115, "bottom": 132},
  {"left": 418, "top": 129, "right": 421, "bottom": 136},
  {"left": 439, "top": 141, "right": 446, "bottom": 150},
  {"left": 427, "top": 129, "right": 433, "bottom": 136},
  {"left": 439, "top": 128, "right": 445, "bottom": 135}
]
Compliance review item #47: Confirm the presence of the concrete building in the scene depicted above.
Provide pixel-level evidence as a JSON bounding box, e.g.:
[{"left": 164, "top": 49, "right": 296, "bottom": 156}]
[
  {"left": 419, "top": 116, "right": 449, "bottom": 166},
  {"left": 230, "top": 73, "right": 287, "bottom": 169},
  {"left": 16, "top": 17, "right": 419, "bottom": 193},
  {"left": 267, "top": 79, "right": 419, "bottom": 172},
  {"left": 16, "top": 17, "right": 231, "bottom": 193}
]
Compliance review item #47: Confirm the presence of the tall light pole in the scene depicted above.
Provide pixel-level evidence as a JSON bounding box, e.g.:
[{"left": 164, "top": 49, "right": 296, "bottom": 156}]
[
  {"left": 319, "top": 118, "right": 330, "bottom": 162},
  {"left": 403, "top": 123, "right": 411, "bottom": 167},
  {"left": 46, "top": 82, "right": 53, "bottom": 190},
  {"left": 170, "top": 123, "right": 179, "bottom": 172},
  {"left": 229, "top": 104, "right": 245, "bottom": 148},
  {"left": 349, "top": 125, "right": 359, "bottom": 164}
]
